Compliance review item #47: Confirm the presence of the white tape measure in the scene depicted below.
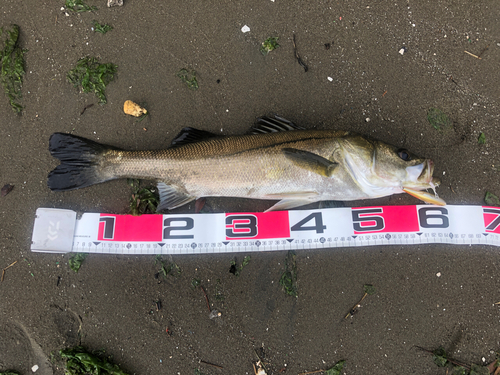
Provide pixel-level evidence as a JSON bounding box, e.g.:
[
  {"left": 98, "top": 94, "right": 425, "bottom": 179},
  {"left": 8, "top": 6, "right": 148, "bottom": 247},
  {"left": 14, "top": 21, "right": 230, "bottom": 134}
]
[{"left": 31, "top": 205, "right": 500, "bottom": 254}]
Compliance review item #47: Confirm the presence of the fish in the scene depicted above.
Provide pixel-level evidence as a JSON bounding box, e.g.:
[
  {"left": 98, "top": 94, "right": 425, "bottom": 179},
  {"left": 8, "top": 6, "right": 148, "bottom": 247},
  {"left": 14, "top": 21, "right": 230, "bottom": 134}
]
[{"left": 47, "top": 116, "right": 445, "bottom": 211}]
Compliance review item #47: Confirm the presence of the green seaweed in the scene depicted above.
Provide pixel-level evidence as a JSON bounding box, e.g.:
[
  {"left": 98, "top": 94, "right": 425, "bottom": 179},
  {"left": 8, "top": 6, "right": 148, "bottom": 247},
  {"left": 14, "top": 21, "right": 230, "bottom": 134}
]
[
  {"left": 422, "top": 346, "right": 493, "bottom": 374},
  {"left": 324, "top": 360, "right": 345, "bottom": 375},
  {"left": 279, "top": 251, "right": 297, "bottom": 297},
  {"left": 154, "top": 255, "right": 181, "bottom": 278},
  {"left": 60, "top": 346, "right": 128, "bottom": 375},
  {"left": 128, "top": 179, "right": 159, "bottom": 215},
  {"left": 0, "top": 24, "right": 26, "bottom": 113},
  {"left": 485, "top": 191, "right": 500, "bottom": 206},
  {"left": 214, "top": 278, "right": 225, "bottom": 301},
  {"left": 67, "top": 57, "right": 117, "bottom": 104},
  {"left": 260, "top": 36, "right": 279, "bottom": 55},
  {"left": 363, "top": 284, "right": 376, "bottom": 295},
  {"left": 427, "top": 108, "right": 451, "bottom": 131},
  {"left": 177, "top": 68, "right": 198, "bottom": 90},
  {"left": 69, "top": 253, "right": 87, "bottom": 272},
  {"left": 433, "top": 347, "right": 448, "bottom": 367},
  {"left": 229, "top": 255, "right": 251, "bottom": 276},
  {"left": 477, "top": 132, "right": 486, "bottom": 144},
  {"left": 65, "top": 0, "right": 97, "bottom": 12},
  {"left": 92, "top": 20, "right": 113, "bottom": 34},
  {"left": 191, "top": 278, "right": 201, "bottom": 288},
  {"left": 469, "top": 365, "right": 489, "bottom": 375}
]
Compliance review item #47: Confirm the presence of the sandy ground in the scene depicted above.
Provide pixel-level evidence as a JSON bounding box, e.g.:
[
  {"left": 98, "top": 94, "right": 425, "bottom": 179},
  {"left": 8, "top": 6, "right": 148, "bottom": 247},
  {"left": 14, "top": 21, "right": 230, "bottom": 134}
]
[{"left": 1, "top": 1, "right": 500, "bottom": 374}]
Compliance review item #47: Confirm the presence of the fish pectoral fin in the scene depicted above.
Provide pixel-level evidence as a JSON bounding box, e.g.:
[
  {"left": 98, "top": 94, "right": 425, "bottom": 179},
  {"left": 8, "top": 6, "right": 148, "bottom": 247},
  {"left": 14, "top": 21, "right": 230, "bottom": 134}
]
[
  {"left": 157, "top": 182, "right": 196, "bottom": 211},
  {"left": 282, "top": 148, "right": 338, "bottom": 177},
  {"left": 265, "top": 198, "right": 317, "bottom": 212}
]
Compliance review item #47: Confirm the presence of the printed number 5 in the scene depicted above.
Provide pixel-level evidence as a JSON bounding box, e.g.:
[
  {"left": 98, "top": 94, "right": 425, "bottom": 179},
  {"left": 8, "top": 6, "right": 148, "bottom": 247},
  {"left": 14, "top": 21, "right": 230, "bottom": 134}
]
[{"left": 352, "top": 208, "right": 384, "bottom": 232}]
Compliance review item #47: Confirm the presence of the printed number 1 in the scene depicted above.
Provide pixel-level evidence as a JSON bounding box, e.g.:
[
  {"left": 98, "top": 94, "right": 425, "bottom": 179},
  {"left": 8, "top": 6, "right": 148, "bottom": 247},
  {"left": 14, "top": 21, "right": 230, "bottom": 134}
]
[{"left": 99, "top": 217, "right": 115, "bottom": 239}]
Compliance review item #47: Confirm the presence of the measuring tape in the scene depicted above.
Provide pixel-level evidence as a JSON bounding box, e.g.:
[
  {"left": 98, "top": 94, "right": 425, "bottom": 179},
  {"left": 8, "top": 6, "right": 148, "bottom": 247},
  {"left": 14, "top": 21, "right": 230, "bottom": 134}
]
[{"left": 30, "top": 205, "right": 500, "bottom": 254}]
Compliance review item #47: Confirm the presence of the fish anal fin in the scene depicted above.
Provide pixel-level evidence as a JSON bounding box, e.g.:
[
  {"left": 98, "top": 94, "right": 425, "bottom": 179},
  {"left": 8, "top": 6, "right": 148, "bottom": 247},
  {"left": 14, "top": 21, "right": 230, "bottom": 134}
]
[
  {"left": 265, "top": 199, "right": 317, "bottom": 212},
  {"left": 283, "top": 148, "right": 338, "bottom": 177},
  {"left": 157, "top": 182, "right": 195, "bottom": 211},
  {"left": 169, "top": 127, "right": 218, "bottom": 148}
]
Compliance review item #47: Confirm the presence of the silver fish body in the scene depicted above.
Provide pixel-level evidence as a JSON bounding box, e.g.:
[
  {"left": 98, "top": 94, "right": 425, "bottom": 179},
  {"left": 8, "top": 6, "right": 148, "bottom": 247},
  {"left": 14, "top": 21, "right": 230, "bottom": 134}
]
[{"left": 48, "top": 116, "right": 444, "bottom": 211}]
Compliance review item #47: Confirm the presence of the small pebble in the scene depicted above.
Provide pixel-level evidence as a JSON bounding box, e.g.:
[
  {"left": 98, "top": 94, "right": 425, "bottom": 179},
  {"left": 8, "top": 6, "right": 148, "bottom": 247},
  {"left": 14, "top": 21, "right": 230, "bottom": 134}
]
[
  {"left": 31, "top": 365, "right": 39, "bottom": 373},
  {"left": 327, "top": 76, "right": 333, "bottom": 82},
  {"left": 241, "top": 25, "right": 250, "bottom": 33},
  {"left": 436, "top": 272, "right": 441, "bottom": 277},
  {"left": 123, "top": 100, "right": 147, "bottom": 117}
]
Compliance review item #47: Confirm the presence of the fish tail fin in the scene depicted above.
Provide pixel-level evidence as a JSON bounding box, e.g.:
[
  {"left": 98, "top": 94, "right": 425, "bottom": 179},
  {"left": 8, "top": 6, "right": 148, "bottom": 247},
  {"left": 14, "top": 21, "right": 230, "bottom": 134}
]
[{"left": 47, "top": 133, "right": 118, "bottom": 191}]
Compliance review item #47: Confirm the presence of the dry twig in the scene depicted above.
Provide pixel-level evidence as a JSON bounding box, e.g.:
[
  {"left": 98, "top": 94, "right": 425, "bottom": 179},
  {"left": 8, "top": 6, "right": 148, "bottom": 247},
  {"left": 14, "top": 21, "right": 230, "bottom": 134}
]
[
  {"left": 464, "top": 50, "right": 481, "bottom": 59},
  {"left": 1, "top": 261, "right": 18, "bottom": 282}
]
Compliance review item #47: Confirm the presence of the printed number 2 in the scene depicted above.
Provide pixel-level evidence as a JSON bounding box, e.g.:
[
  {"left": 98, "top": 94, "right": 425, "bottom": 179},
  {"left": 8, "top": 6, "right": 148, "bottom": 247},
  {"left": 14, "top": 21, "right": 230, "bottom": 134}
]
[
  {"left": 291, "top": 213, "right": 326, "bottom": 233},
  {"left": 163, "top": 218, "right": 194, "bottom": 239}
]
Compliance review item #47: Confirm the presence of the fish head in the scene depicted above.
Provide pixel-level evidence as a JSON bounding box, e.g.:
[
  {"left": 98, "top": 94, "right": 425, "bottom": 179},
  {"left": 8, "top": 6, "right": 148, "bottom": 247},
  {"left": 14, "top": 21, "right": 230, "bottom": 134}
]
[{"left": 339, "top": 135, "right": 445, "bottom": 205}]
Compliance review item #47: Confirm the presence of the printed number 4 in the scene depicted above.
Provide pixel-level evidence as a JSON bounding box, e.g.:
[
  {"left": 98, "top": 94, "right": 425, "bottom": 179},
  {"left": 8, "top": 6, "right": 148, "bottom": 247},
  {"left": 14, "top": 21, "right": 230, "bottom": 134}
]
[{"left": 291, "top": 213, "right": 326, "bottom": 233}]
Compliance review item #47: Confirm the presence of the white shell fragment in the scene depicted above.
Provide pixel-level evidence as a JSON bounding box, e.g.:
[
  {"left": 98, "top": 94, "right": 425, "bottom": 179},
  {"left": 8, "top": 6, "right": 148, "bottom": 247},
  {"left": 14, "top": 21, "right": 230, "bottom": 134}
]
[
  {"left": 107, "top": 0, "right": 123, "bottom": 7},
  {"left": 241, "top": 25, "right": 251, "bottom": 33},
  {"left": 123, "top": 100, "right": 147, "bottom": 117},
  {"left": 253, "top": 361, "right": 267, "bottom": 375},
  {"left": 327, "top": 76, "right": 333, "bottom": 82},
  {"left": 31, "top": 365, "right": 39, "bottom": 373}
]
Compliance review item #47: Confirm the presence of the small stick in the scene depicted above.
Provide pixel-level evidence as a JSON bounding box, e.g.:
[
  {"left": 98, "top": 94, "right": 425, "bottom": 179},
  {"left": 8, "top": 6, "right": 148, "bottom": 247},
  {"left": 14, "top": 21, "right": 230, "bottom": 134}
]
[
  {"left": 200, "top": 286, "right": 211, "bottom": 312},
  {"left": 382, "top": 90, "right": 388, "bottom": 97},
  {"left": 298, "top": 370, "right": 325, "bottom": 375},
  {"left": 414, "top": 346, "right": 470, "bottom": 369},
  {"left": 200, "top": 360, "right": 223, "bottom": 369},
  {"left": 1, "top": 261, "right": 18, "bottom": 282},
  {"left": 253, "top": 349, "right": 268, "bottom": 374},
  {"left": 344, "top": 292, "right": 368, "bottom": 319},
  {"left": 464, "top": 50, "right": 481, "bottom": 59},
  {"left": 292, "top": 34, "right": 309, "bottom": 72},
  {"left": 80, "top": 103, "right": 94, "bottom": 115}
]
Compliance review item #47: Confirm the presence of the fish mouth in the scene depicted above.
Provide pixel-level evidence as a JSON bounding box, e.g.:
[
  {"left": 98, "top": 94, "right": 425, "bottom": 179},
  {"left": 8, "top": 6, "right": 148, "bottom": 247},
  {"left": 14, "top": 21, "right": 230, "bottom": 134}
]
[{"left": 403, "top": 159, "right": 446, "bottom": 206}]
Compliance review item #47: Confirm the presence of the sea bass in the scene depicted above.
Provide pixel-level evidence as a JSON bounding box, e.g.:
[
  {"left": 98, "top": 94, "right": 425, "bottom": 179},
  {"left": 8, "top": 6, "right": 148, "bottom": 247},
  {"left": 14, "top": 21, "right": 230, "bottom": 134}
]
[{"left": 47, "top": 116, "right": 445, "bottom": 211}]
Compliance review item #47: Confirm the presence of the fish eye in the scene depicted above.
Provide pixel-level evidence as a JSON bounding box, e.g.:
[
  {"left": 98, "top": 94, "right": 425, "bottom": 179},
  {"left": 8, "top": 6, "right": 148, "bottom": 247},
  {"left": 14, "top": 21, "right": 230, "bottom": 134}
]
[{"left": 397, "top": 149, "right": 411, "bottom": 161}]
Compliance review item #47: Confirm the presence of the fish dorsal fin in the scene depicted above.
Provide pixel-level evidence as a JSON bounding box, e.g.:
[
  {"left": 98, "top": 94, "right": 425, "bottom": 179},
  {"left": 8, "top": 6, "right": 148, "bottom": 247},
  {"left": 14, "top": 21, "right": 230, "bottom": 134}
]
[
  {"left": 250, "top": 115, "right": 304, "bottom": 134},
  {"left": 157, "top": 182, "right": 195, "bottom": 211},
  {"left": 282, "top": 148, "right": 338, "bottom": 177},
  {"left": 169, "top": 127, "right": 218, "bottom": 147}
]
